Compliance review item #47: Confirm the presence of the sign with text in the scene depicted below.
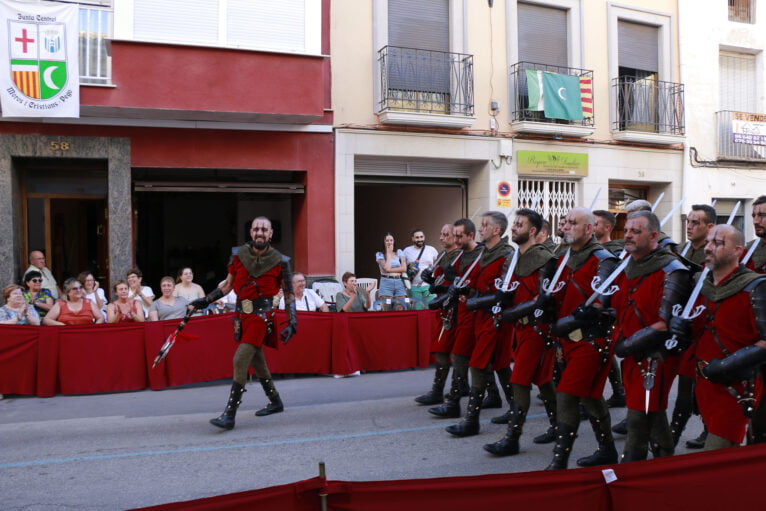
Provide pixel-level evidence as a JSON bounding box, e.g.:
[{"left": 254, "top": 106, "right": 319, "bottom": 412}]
[
  {"left": 732, "top": 112, "right": 766, "bottom": 146},
  {"left": 0, "top": 0, "right": 79, "bottom": 118},
  {"left": 517, "top": 150, "right": 588, "bottom": 177}
]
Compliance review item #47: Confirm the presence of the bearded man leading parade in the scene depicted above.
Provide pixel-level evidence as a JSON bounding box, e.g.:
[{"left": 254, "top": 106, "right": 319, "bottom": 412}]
[{"left": 190, "top": 216, "right": 298, "bottom": 430}]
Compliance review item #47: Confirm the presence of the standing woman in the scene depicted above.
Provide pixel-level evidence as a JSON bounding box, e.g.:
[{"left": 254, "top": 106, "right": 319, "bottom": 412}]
[
  {"left": 174, "top": 267, "right": 205, "bottom": 302},
  {"left": 78, "top": 271, "right": 107, "bottom": 321},
  {"left": 23, "top": 270, "right": 55, "bottom": 319},
  {"left": 1, "top": 285, "right": 41, "bottom": 325},
  {"left": 107, "top": 280, "right": 145, "bottom": 323},
  {"left": 375, "top": 232, "right": 408, "bottom": 300},
  {"left": 336, "top": 272, "right": 374, "bottom": 312},
  {"left": 148, "top": 276, "right": 189, "bottom": 321},
  {"left": 43, "top": 278, "right": 103, "bottom": 325}
]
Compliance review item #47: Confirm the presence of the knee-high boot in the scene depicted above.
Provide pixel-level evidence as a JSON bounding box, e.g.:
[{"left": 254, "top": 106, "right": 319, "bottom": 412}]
[
  {"left": 605, "top": 356, "right": 626, "bottom": 407},
  {"left": 446, "top": 387, "right": 485, "bottom": 437},
  {"left": 415, "top": 364, "right": 450, "bottom": 405},
  {"left": 533, "top": 397, "right": 558, "bottom": 444},
  {"left": 544, "top": 422, "right": 577, "bottom": 470},
  {"left": 255, "top": 378, "right": 284, "bottom": 416},
  {"left": 210, "top": 382, "right": 246, "bottom": 430},
  {"left": 576, "top": 414, "right": 618, "bottom": 466},
  {"left": 482, "top": 374, "right": 502, "bottom": 409},
  {"left": 491, "top": 368, "right": 515, "bottom": 424},
  {"left": 428, "top": 368, "right": 465, "bottom": 418},
  {"left": 621, "top": 410, "right": 650, "bottom": 462},
  {"left": 483, "top": 403, "right": 525, "bottom": 456}
]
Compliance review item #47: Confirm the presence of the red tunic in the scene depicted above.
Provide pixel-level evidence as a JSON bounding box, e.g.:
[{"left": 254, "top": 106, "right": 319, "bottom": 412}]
[
  {"left": 469, "top": 255, "right": 509, "bottom": 370},
  {"left": 450, "top": 250, "right": 482, "bottom": 358},
  {"left": 429, "top": 257, "right": 457, "bottom": 354},
  {"left": 509, "top": 270, "right": 554, "bottom": 386},
  {"left": 227, "top": 255, "right": 283, "bottom": 347},
  {"left": 555, "top": 254, "right": 613, "bottom": 399},
  {"left": 692, "top": 270, "right": 763, "bottom": 444},
  {"left": 611, "top": 270, "right": 679, "bottom": 412}
]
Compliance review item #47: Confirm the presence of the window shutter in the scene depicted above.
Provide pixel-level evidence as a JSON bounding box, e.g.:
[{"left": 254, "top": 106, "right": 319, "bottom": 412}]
[
  {"left": 719, "top": 52, "right": 757, "bottom": 112},
  {"left": 133, "top": 0, "right": 220, "bottom": 46},
  {"left": 227, "top": 0, "right": 305, "bottom": 52},
  {"left": 618, "top": 20, "right": 659, "bottom": 73},
  {"left": 388, "top": 0, "right": 449, "bottom": 52},
  {"left": 517, "top": 2, "right": 568, "bottom": 67}
]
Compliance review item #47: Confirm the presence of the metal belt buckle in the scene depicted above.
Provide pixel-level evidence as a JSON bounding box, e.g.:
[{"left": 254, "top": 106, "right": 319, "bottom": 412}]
[{"left": 241, "top": 299, "right": 254, "bottom": 314}]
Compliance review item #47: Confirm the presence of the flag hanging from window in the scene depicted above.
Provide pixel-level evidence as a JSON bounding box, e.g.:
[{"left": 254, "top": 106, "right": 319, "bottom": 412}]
[
  {"left": 526, "top": 70, "right": 585, "bottom": 121},
  {"left": 0, "top": 0, "right": 80, "bottom": 118},
  {"left": 580, "top": 76, "right": 593, "bottom": 118}
]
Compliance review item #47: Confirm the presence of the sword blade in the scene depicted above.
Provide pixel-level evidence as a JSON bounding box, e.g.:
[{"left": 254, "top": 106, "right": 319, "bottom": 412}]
[
  {"left": 651, "top": 192, "right": 665, "bottom": 212},
  {"left": 585, "top": 255, "right": 631, "bottom": 307},
  {"left": 545, "top": 247, "right": 571, "bottom": 294},
  {"left": 681, "top": 267, "right": 709, "bottom": 318},
  {"left": 659, "top": 197, "right": 686, "bottom": 227},
  {"left": 645, "top": 388, "right": 650, "bottom": 414},
  {"left": 743, "top": 239, "right": 761, "bottom": 265},
  {"left": 727, "top": 201, "right": 742, "bottom": 225},
  {"left": 679, "top": 241, "right": 691, "bottom": 258},
  {"left": 589, "top": 187, "right": 602, "bottom": 211},
  {"left": 500, "top": 248, "right": 519, "bottom": 290}
]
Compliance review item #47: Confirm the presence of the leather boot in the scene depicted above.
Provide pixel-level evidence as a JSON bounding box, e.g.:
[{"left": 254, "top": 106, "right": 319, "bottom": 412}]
[
  {"left": 545, "top": 422, "right": 577, "bottom": 470},
  {"left": 621, "top": 410, "right": 649, "bottom": 462},
  {"left": 429, "top": 372, "right": 463, "bottom": 418},
  {"left": 670, "top": 407, "right": 691, "bottom": 447},
  {"left": 576, "top": 415, "right": 618, "bottom": 467},
  {"left": 490, "top": 371, "right": 515, "bottom": 424},
  {"left": 210, "top": 382, "right": 245, "bottom": 430},
  {"left": 482, "top": 377, "right": 502, "bottom": 409},
  {"left": 685, "top": 428, "right": 707, "bottom": 449},
  {"left": 415, "top": 365, "right": 450, "bottom": 405},
  {"left": 446, "top": 387, "right": 484, "bottom": 437},
  {"left": 605, "top": 356, "right": 626, "bottom": 408},
  {"left": 255, "top": 378, "right": 284, "bottom": 416},
  {"left": 612, "top": 418, "right": 627, "bottom": 435},
  {"left": 483, "top": 404, "right": 525, "bottom": 456},
  {"left": 533, "top": 398, "right": 557, "bottom": 444},
  {"left": 605, "top": 387, "right": 626, "bottom": 408}
]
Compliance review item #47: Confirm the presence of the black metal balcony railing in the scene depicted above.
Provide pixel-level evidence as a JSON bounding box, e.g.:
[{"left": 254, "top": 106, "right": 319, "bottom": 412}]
[
  {"left": 509, "top": 61, "right": 594, "bottom": 126},
  {"left": 378, "top": 45, "right": 474, "bottom": 116},
  {"left": 612, "top": 77, "right": 685, "bottom": 135},
  {"left": 716, "top": 110, "right": 766, "bottom": 161}
]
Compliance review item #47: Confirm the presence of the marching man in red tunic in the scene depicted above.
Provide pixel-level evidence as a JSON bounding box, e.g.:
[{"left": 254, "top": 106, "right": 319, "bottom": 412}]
[
  {"left": 611, "top": 211, "right": 691, "bottom": 461},
  {"left": 191, "top": 216, "right": 298, "bottom": 430},
  {"left": 671, "top": 224, "right": 766, "bottom": 449}
]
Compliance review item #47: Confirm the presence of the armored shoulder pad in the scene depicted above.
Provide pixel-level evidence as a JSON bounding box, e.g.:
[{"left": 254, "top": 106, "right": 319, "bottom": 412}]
[
  {"left": 662, "top": 258, "right": 688, "bottom": 275},
  {"left": 747, "top": 277, "right": 766, "bottom": 340},
  {"left": 593, "top": 248, "right": 618, "bottom": 262},
  {"left": 744, "top": 276, "right": 766, "bottom": 293},
  {"left": 281, "top": 255, "right": 291, "bottom": 263}
]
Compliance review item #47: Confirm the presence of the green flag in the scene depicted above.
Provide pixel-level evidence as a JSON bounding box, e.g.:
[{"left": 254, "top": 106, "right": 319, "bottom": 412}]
[
  {"left": 542, "top": 71, "right": 583, "bottom": 121},
  {"left": 525, "top": 69, "right": 544, "bottom": 111}
]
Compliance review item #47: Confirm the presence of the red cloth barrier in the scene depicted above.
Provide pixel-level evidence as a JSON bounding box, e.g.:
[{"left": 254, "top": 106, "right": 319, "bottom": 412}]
[
  {"left": 0, "top": 310, "right": 437, "bottom": 396},
  {"left": 130, "top": 444, "right": 766, "bottom": 511}
]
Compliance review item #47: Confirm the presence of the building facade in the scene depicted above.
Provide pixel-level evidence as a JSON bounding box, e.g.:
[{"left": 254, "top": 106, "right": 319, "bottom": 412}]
[
  {"left": 679, "top": 0, "right": 765, "bottom": 236},
  {"left": 0, "top": 0, "right": 334, "bottom": 292},
  {"left": 333, "top": 0, "right": 686, "bottom": 279}
]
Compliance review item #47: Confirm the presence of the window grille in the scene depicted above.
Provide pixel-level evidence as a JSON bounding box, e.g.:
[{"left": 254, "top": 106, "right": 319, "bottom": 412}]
[
  {"left": 518, "top": 179, "right": 577, "bottom": 243},
  {"left": 729, "top": 0, "right": 755, "bottom": 23},
  {"left": 78, "top": 2, "right": 112, "bottom": 84}
]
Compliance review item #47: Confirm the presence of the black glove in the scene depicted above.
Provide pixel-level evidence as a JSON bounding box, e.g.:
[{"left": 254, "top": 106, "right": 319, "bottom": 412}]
[
  {"left": 189, "top": 288, "right": 223, "bottom": 310},
  {"left": 572, "top": 304, "right": 600, "bottom": 321},
  {"left": 453, "top": 285, "right": 471, "bottom": 296},
  {"left": 668, "top": 316, "right": 693, "bottom": 344},
  {"left": 420, "top": 267, "right": 434, "bottom": 285},
  {"left": 443, "top": 265, "right": 458, "bottom": 282},
  {"left": 280, "top": 322, "right": 297, "bottom": 345},
  {"left": 494, "top": 289, "right": 515, "bottom": 307}
]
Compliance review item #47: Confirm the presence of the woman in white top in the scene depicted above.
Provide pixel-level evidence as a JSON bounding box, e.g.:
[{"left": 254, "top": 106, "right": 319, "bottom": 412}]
[
  {"left": 174, "top": 267, "right": 205, "bottom": 302},
  {"left": 78, "top": 271, "right": 107, "bottom": 321},
  {"left": 375, "top": 232, "right": 408, "bottom": 299},
  {"left": 127, "top": 268, "right": 154, "bottom": 318}
]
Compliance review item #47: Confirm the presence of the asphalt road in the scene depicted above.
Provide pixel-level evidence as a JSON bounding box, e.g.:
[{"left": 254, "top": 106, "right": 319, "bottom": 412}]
[{"left": 0, "top": 368, "right": 702, "bottom": 510}]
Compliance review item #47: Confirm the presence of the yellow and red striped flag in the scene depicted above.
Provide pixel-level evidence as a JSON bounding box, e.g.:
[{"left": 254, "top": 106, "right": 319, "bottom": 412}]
[{"left": 580, "top": 76, "right": 593, "bottom": 118}]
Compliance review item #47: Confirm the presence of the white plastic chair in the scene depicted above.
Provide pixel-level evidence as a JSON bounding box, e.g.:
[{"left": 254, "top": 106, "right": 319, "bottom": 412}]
[{"left": 311, "top": 281, "right": 343, "bottom": 306}]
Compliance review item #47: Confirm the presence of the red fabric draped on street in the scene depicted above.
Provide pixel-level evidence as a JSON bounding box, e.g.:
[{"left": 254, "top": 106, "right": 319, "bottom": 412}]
[{"left": 0, "top": 311, "right": 436, "bottom": 397}]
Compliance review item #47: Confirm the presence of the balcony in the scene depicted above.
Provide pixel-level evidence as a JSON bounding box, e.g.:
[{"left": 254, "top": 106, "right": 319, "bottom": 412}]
[
  {"left": 377, "top": 45, "right": 475, "bottom": 128},
  {"left": 717, "top": 110, "right": 766, "bottom": 162},
  {"left": 611, "top": 77, "right": 685, "bottom": 145},
  {"left": 510, "top": 62, "right": 595, "bottom": 138}
]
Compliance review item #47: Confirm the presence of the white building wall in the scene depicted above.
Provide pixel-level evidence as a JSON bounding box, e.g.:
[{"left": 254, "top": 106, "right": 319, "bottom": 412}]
[{"left": 679, "top": 0, "right": 766, "bottom": 238}]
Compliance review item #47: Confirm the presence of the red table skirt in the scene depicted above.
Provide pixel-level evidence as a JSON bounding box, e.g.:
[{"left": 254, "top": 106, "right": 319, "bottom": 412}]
[{"left": 0, "top": 310, "right": 436, "bottom": 397}]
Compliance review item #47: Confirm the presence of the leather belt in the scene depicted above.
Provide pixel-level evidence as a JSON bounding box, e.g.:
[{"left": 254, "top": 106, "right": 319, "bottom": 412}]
[
  {"left": 237, "top": 298, "right": 272, "bottom": 315},
  {"left": 381, "top": 273, "right": 402, "bottom": 278}
]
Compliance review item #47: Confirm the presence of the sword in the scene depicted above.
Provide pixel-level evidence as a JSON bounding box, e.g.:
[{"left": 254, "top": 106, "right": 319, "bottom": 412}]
[
  {"left": 152, "top": 308, "right": 195, "bottom": 369},
  {"left": 586, "top": 255, "right": 631, "bottom": 306},
  {"left": 666, "top": 202, "right": 742, "bottom": 351},
  {"left": 589, "top": 187, "right": 602, "bottom": 211},
  {"left": 495, "top": 248, "right": 520, "bottom": 292},
  {"left": 651, "top": 192, "right": 665, "bottom": 212},
  {"left": 658, "top": 197, "right": 686, "bottom": 227},
  {"left": 542, "top": 247, "right": 570, "bottom": 295},
  {"left": 743, "top": 239, "right": 761, "bottom": 266},
  {"left": 454, "top": 248, "right": 483, "bottom": 290},
  {"left": 680, "top": 241, "right": 691, "bottom": 258}
]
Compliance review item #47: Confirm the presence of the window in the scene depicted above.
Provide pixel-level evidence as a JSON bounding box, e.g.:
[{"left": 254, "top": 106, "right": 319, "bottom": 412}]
[
  {"left": 720, "top": 52, "right": 757, "bottom": 112},
  {"left": 617, "top": 21, "right": 660, "bottom": 131},
  {"left": 729, "top": 0, "right": 755, "bottom": 23},
  {"left": 77, "top": 0, "right": 112, "bottom": 85},
  {"left": 518, "top": 179, "right": 576, "bottom": 243},
  {"left": 518, "top": 2, "right": 568, "bottom": 67},
  {"left": 116, "top": 0, "right": 321, "bottom": 55}
]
